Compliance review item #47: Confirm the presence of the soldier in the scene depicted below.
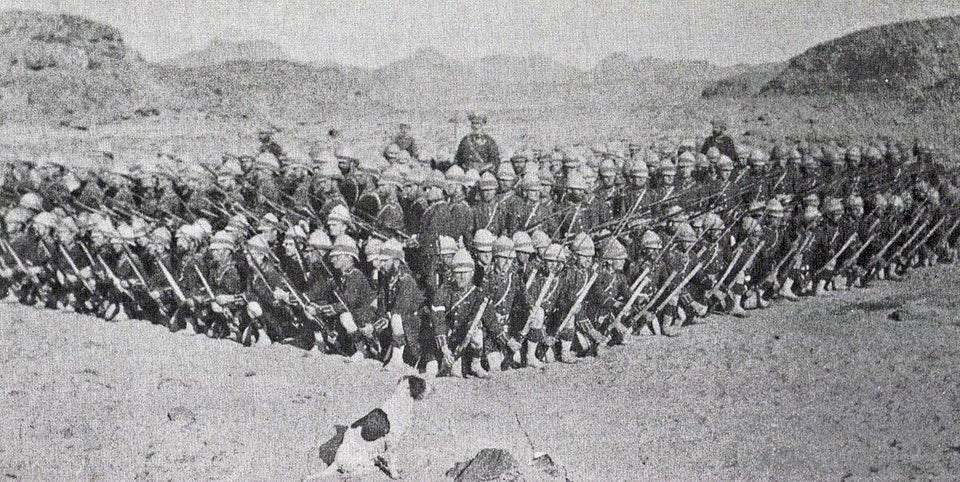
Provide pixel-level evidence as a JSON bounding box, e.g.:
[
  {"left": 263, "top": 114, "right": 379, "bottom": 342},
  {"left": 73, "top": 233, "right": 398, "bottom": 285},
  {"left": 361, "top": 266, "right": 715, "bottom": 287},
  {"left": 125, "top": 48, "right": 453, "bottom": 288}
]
[
  {"left": 373, "top": 238, "right": 424, "bottom": 370},
  {"left": 481, "top": 236, "right": 526, "bottom": 371},
  {"left": 472, "top": 171, "right": 501, "bottom": 234},
  {"left": 592, "top": 238, "right": 631, "bottom": 347},
  {"left": 389, "top": 123, "right": 420, "bottom": 161},
  {"left": 454, "top": 113, "right": 500, "bottom": 170},
  {"left": 595, "top": 159, "right": 620, "bottom": 226},
  {"left": 320, "top": 235, "right": 377, "bottom": 361},
  {"left": 312, "top": 161, "right": 347, "bottom": 217},
  {"left": 514, "top": 172, "right": 548, "bottom": 234},
  {"left": 334, "top": 147, "right": 366, "bottom": 207},
  {"left": 471, "top": 229, "right": 495, "bottom": 286},
  {"left": 496, "top": 162, "right": 517, "bottom": 195},
  {"left": 510, "top": 151, "right": 531, "bottom": 178},
  {"left": 429, "top": 248, "right": 493, "bottom": 378},
  {"left": 550, "top": 233, "right": 595, "bottom": 362},
  {"left": 442, "top": 167, "right": 475, "bottom": 244},
  {"left": 675, "top": 152, "right": 697, "bottom": 191},
  {"left": 701, "top": 117, "right": 736, "bottom": 160},
  {"left": 555, "top": 170, "right": 598, "bottom": 238},
  {"left": 523, "top": 243, "right": 565, "bottom": 368},
  {"left": 372, "top": 167, "right": 405, "bottom": 234},
  {"left": 203, "top": 230, "right": 247, "bottom": 340}
]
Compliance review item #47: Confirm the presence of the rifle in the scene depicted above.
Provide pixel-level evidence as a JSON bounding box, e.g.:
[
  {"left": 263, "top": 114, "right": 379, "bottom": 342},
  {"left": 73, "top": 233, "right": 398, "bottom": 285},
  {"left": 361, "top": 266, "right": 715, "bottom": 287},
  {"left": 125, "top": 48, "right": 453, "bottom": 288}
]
[
  {"left": 865, "top": 225, "right": 908, "bottom": 269},
  {"left": 612, "top": 267, "right": 653, "bottom": 325},
  {"left": 763, "top": 230, "right": 811, "bottom": 286},
  {"left": 520, "top": 270, "right": 558, "bottom": 337},
  {"left": 156, "top": 258, "right": 188, "bottom": 304},
  {"left": 902, "top": 217, "right": 945, "bottom": 260},
  {"left": 813, "top": 230, "right": 859, "bottom": 277},
  {"left": 452, "top": 298, "right": 490, "bottom": 359},
  {"left": 1, "top": 238, "right": 41, "bottom": 284},
  {"left": 889, "top": 215, "right": 934, "bottom": 261},
  {"left": 57, "top": 243, "right": 95, "bottom": 294},
  {"left": 96, "top": 252, "right": 135, "bottom": 300},
  {"left": 712, "top": 245, "right": 745, "bottom": 290},
  {"left": 841, "top": 231, "right": 877, "bottom": 271},
  {"left": 553, "top": 269, "right": 601, "bottom": 336},
  {"left": 652, "top": 260, "right": 705, "bottom": 314},
  {"left": 724, "top": 240, "right": 764, "bottom": 292},
  {"left": 118, "top": 244, "right": 168, "bottom": 317}
]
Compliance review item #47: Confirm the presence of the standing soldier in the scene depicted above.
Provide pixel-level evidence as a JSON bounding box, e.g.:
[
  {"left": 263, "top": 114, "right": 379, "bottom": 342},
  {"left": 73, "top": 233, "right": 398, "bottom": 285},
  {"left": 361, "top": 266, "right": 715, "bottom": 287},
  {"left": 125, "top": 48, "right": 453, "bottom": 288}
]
[{"left": 455, "top": 113, "right": 500, "bottom": 170}]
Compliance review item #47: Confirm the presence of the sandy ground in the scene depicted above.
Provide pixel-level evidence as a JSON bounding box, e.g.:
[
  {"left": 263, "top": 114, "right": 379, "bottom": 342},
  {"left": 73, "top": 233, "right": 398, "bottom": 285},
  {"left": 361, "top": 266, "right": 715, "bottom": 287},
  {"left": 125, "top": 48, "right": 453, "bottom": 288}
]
[{"left": 2, "top": 264, "right": 960, "bottom": 480}]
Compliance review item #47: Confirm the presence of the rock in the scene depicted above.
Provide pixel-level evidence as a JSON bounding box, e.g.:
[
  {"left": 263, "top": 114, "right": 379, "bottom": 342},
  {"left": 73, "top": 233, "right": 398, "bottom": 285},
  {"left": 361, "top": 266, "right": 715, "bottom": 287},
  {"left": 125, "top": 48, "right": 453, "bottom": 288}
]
[
  {"left": 888, "top": 309, "right": 906, "bottom": 321},
  {"left": 167, "top": 406, "right": 196, "bottom": 423},
  {"left": 532, "top": 452, "right": 569, "bottom": 479},
  {"left": 446, "top": 448, "right": 520, "bottom": 482}
]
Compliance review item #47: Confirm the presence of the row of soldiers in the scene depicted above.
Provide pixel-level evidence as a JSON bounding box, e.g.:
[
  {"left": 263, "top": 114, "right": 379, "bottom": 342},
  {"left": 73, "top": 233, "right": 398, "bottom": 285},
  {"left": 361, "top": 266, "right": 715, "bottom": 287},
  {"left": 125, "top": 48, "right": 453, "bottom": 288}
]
[{"left": 1, "top": 136, "right": 958, "bottom": 378}]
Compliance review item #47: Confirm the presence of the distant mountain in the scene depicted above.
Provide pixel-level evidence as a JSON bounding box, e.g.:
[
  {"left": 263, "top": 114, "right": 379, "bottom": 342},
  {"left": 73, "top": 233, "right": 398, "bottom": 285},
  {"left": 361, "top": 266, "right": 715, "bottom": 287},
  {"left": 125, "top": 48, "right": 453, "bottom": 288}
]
[
  {"left": 165, "top": 39, "right": 288, "bottom": 67},
  {"left": 701, "top": 62, "right": 785, "bottom": 98},
  {"left": 762, "top": 15, "right": 960, "bottom": 100},
  {"left": 152, "top": 60, "right": 378, "bottom": 121},
  {"left": 474, "top": 53, "right": 581, "bottom": 85}
]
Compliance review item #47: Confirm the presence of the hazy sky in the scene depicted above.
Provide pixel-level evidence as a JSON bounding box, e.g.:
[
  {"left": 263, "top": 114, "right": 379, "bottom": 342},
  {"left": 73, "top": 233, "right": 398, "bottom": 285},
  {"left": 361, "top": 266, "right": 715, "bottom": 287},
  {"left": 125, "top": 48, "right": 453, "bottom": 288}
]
[{"left": 6, "top": 0, "right": 960, "bottom": 68}]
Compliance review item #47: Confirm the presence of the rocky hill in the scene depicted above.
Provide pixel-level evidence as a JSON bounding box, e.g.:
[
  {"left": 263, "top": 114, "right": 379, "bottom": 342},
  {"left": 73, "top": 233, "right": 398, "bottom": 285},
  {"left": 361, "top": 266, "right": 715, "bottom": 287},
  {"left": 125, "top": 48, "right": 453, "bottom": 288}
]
[
  {"left": 164, "top": 39, "right": 289, "bottom": 68},
  {"left": 0, "top": 10, "right": 171, "bottom": 125},
  {"left": 761, "top": 15, "right": 960, "bottom": 99}
]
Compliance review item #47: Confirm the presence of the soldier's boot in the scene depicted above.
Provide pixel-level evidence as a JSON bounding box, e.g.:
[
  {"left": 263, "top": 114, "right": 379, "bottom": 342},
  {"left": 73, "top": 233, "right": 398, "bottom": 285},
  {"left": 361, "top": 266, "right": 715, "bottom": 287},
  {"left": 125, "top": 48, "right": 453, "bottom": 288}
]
[
  {"left": 778, "top": 278, "right": 800, "bottom": 301},
  {"left": 729, "top": 294, "right": 748, "bottom": 318},
  {"left": 886, "top": 265, "right": 902, "bottom": 281},
  {"left": 814, "top": 279, "right": 828, "bottom": 296},
  {"left": 689, "top": 300, "right": 708, "bottom": 318},
  {"left": 833, "top": 274, "right": 848, "bottom": 291},
  {"left": 611, "top": 321, "right": 633, "bottom": 345},
  {"left": 384, "top": 345, "right": 406, "bottom": 371},
  {"left": 524, "top": 340, "right": 544, "bottom": 368},
  {"left": 757, "top": 291, "right": 770, "bottom": 309},
  {"left": 661, "top": 314, "right": 681, "bottom": 337},
  {"left": 467, "top": 350, "right": 489, "bottom": 379},
  {"left": 423, "top": 359, "right": 439, "bottom": 377},
  {"left": 348, "top": 331, "right": 366, "bottom": 363},
  {"left": 186, "top": 319, "right": 202, "bottom": 336},
  {"left": 486, "top": 350, "right": 506, "bottom": 373},
  {"left": 558, "top": 340, "right": 578, "bottom": 364}
]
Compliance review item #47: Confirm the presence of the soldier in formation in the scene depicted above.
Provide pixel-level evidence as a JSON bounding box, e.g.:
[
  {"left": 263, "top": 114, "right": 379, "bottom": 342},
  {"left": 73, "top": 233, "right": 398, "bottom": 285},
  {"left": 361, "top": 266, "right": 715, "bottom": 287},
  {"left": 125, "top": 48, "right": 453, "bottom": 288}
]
[{"left": 1, "top": 124, "right": 958, "bottom": 379}]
